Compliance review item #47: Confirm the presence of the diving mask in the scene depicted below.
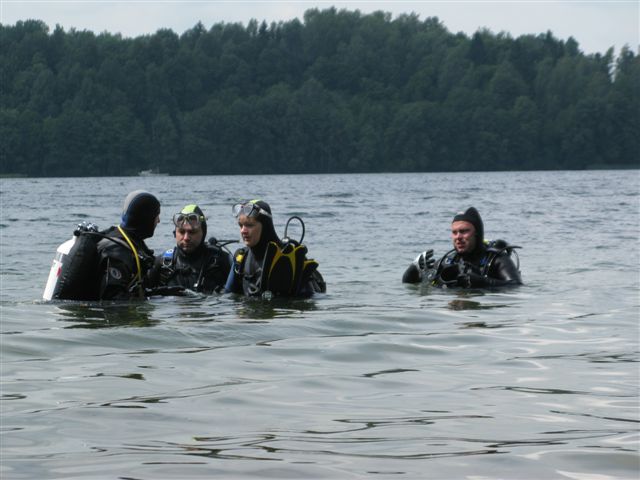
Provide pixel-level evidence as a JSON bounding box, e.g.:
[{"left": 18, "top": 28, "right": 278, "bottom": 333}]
[
  {"left": 173, "top": 212, "right": 205, "bottom": 228},
  {"left": 232, "top": 202, "right": 272, "bottom": 219}
]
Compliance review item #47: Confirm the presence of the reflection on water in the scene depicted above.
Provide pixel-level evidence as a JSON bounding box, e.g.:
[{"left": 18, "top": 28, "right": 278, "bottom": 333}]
[
  {"left": 1, "top": 171, "right": 639, "bottom": 479},
  {"left": 458, "top": 320, "right": 508, "bottom": 328},
  {"left": 55, "top": 303, "right": 158, "bottom": 328},
  {"left": 53, "top": 294, "right": 323, "bottom": 328},
  {"left": 232, "top": 295, "right": 320, "bottom": 320},
  {"left": 448, "top": 299, "right": 507, "bottom": 311}
]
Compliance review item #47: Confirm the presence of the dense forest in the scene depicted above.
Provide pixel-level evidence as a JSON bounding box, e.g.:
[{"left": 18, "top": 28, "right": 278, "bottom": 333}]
[{"left": 1, "top": 8, "right": 638, "bottom": 177}]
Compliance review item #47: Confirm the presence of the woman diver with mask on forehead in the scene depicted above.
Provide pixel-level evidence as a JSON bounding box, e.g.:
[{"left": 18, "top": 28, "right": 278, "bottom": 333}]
[{"left": 224, "top": 200, "right": 326, "bottom": 298}]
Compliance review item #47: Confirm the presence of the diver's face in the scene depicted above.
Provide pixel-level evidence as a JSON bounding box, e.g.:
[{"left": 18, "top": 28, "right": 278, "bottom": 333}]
[
  {"left": 238, "top": 214, "right": 262, "bottom": 248},
  {"left": 175, "top": 223, "right": 203, "bottom": 253},
  {"left": 451, "top": 221, "right": 476, "bottom": 254}
]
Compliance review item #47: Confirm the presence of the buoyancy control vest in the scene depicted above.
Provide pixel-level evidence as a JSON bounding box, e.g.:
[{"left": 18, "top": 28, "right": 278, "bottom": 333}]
[
  {"left": 43, "top": 222, "right": 144, "bottom": 301},
  {"left": 430, "top": 239, "right": 521, "bottom": 287},
  {"left": 228, "top": 239, "right": 325, "bottom": 297},
  {"left": 226, "top": 215, "right": 326, "bottom": 297}
]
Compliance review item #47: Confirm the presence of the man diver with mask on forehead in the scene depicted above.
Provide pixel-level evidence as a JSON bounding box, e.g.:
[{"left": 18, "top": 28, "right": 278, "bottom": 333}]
[
  {"left": 402, "top": 207, "right": 522, "bottom": 288},
  {"left": 149, "top": 204, "right": 232, "bottom": 294}
]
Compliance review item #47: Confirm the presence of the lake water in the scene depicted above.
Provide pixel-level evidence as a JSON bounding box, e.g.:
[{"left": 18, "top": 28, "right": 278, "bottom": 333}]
[{"left": 1, "top": 171, "right": 639, "bottom": 479}]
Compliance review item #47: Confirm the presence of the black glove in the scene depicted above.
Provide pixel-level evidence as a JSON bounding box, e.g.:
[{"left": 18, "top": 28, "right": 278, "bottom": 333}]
[
  {"left": 158, "top": 265, "right": 175, "bottom": 284},
  {"left": 403, "top": 249, "right": 436, "bottom": 283},
  {"left": 74, "top": 221, "right": 99, "bottom": 235},
  {"left": 412, "top": 249, "right": 435, "bottom": 273},
  {"left": 141, "top": 254, "right": 156, "bottom": 271}
]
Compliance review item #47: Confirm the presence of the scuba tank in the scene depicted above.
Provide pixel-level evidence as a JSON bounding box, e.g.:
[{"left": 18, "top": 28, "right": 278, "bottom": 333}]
[
  {"left": 43, "top": 222, "right": 102, "bottom": 301},
  {"left": 481, "top": 239, "right": 521, "bottom": 275},
  {"left": 43, "top": 236, "right": 77, "bottom": 301}
]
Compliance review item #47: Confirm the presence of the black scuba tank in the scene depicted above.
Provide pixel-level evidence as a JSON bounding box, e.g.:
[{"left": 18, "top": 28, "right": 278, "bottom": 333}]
[{"left": 43, "top": 223, "right": 102, "bottom": 301}]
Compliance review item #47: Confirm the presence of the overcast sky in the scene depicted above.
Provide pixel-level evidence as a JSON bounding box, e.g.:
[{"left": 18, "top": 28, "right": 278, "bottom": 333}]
[{"left": 2, "top": 1, "right": 638, "bottom": 56}]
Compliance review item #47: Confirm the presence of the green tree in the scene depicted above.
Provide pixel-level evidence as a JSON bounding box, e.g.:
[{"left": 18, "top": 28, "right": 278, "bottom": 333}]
[{"left": 1, "top": 10, "right": 637, "bottom": 176}]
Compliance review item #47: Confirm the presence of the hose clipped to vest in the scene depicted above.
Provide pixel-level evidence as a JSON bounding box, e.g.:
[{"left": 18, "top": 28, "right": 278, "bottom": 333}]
[
  {"left": 116, "top": 225, "right": 143, "bottom": 295},
  {"left": 282, "top": 216, "right": 305, "bottom": 246}
]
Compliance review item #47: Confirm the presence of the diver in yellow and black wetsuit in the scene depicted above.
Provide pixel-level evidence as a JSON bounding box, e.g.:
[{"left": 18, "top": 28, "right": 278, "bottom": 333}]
[{"left": 224, "top": 200, "right": 325, "bottom": 298}]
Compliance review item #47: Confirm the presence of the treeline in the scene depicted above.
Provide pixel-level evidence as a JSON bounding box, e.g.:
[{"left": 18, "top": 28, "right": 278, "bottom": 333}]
[{"left": 1, "top": 8, "right": 638, "bottom": 177}]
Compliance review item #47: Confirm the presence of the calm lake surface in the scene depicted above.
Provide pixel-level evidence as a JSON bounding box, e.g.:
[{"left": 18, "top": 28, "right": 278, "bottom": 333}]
[{"left": 1, "top": 171, "right": 639, "bottom": 479}]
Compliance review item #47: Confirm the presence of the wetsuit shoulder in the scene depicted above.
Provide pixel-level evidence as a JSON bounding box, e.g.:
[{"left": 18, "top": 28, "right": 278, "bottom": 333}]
[{"left": 489, "top": 253, "right": 522, "bottom": 285}]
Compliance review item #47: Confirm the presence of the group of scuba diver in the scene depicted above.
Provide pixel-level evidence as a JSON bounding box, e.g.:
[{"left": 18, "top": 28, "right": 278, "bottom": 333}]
[{"left": 43, "top": 190, "right": 522, "bottom": 303}]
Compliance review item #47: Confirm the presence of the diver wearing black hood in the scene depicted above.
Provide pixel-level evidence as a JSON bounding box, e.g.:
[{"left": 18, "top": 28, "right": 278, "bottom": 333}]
[
  {"left": 225, "top": 200, "right": 326, "bottom": 297},
  {"left": 402, "top": 207, "right": 522, "bottom": 288},
  {"left": 149, "top": 204, "right": 232, "bottom": 294},
  {"left": 96, "top": 190, "right": 160, "bottom": 300}
]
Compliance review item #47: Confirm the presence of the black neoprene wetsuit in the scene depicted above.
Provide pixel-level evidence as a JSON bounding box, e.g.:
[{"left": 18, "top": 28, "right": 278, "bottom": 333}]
[
  {"left": 403, "top": 244, "right": 522, "bottom": 287},
  {"left": 151, "top": 242, "right": 232, "bottom": 294},
  {"left": 96, "top": 226, "right": 155, "bottom": 300},
  {"left": 438, "top": 244, "right": 522, "bottom": 287}
]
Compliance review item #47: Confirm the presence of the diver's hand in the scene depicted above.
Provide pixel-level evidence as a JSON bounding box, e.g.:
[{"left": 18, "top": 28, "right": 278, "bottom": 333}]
[
  {"left": 456, "top": 272, "right": 485, "bottom": 288},
  {"left": 158, "top": 265, "right": 174, "bottom": 284},
  {"left": 141, "top": 255, "right": 155, "bottom": 271},
  {"left": 403, "top": 249, "right": 436, "bottom": 283},
  {"left": 413, "top": 249, "right": 435, "bottom": 273},
  {"left": 74, "top": 221, "right": 99, "bottom": 235}
]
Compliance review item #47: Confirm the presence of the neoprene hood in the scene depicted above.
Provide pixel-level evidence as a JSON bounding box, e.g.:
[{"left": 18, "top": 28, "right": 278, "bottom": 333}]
[
  {"left": 121, "top": 190, "right": 160, "bottom": 239},
  {"left": 251, "top": 200, "right": 279, "bottom": 260},
  {"left": 452, "top": 206, "right": 484, "bottom": 245}
]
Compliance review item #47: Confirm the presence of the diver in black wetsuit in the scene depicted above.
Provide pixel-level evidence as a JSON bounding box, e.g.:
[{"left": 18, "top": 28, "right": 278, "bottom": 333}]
[
  {"left": 149, "top": 204, "right": 232, "bottom": 294},
  {"left": 96, "top": 190, "right": 161, "bottom": 300},
  {"left": 224, "top": 200, "right": 325, "bottom": 297},
  {"left": 402, "top": 207, "right": 522, "bottom": 288}
]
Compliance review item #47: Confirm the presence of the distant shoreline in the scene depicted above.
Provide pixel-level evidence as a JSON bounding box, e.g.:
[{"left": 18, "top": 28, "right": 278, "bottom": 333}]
[{"left": 2, "top": 166, "right": 638, "bottom": 179}]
